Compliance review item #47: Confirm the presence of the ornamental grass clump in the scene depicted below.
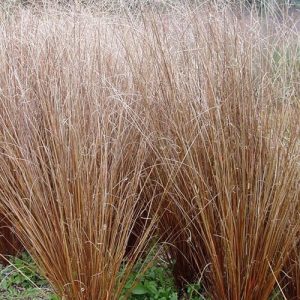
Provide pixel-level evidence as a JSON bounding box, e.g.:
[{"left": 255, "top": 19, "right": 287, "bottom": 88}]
[
  {"left": 124, "top": 5, "right": 300, "bottom": 299},
  {"left": 0, "top": 8, "right": 155, "bottom": 300}
]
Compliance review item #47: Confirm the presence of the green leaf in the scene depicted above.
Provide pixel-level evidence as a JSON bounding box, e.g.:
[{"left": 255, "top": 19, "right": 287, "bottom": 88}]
[
  {"left": 144, "top": 280, "right": 157, "bottom": 294},
  {"left": 0, "top": 278, "right": 8, "bottom": 289},
  {"left": 132, "top": 284, "right": 149, "bottom": 295},
  {"left": 48, "top": 294, "right": 60, "bottom": 300}
]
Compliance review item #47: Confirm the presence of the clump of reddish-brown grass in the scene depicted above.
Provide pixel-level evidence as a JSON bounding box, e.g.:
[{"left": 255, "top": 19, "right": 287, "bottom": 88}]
[
  {"left": 0, "top": 7, "right": 156, "bottom": 299},
  {"left": 122, "top": 5, "right": 300, "bottom": 299}
]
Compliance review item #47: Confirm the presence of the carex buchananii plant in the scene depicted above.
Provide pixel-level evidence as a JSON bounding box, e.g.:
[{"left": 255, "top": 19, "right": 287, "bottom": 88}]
[
  {"left": 0, "top": 7, "right": 156, "bottom": 300},
  {"left": 122, "top": 5, "right": 300, "bottom": 300}
]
